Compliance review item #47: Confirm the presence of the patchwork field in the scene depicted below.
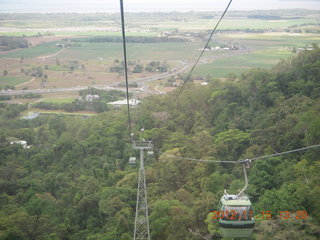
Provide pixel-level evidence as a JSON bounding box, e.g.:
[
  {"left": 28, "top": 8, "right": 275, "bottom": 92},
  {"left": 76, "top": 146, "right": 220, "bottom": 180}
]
[{"left": 0, "top": 10, "right": 319, "bottom": 104}]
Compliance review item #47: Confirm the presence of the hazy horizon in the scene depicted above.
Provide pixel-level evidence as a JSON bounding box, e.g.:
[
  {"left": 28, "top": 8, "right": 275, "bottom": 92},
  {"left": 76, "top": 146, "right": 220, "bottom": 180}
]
[{"left": 0, "top": 0, "right": 320, "bottom": 13}]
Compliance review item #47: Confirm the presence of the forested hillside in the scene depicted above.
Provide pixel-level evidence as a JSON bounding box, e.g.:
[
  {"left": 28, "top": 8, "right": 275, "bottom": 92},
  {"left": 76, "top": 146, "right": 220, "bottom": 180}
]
[{"left": 0, "top": 46, "right": 319, "bottom": 240}]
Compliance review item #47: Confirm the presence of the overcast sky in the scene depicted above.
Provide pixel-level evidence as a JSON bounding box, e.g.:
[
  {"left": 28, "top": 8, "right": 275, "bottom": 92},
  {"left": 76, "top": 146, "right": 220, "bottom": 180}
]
[{"left": 1, "top": 0, "right": 320, "bottom": 12}]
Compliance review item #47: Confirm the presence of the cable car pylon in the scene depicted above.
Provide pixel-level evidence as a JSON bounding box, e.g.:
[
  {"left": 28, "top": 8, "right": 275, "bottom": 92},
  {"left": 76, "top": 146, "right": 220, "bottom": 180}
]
[{"left": 132, "top": 140, "right": 153, "bottom": 240}]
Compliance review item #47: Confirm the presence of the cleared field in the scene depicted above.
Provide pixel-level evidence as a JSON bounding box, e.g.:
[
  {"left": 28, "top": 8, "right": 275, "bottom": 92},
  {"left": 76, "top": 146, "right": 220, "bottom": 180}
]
[{"left": 0, "top": 76, "right": 30, "bottom": 87}]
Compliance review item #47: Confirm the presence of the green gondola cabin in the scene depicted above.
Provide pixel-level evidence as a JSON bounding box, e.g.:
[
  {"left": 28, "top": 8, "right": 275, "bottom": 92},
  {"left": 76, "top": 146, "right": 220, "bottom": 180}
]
[{"left": 219, "top": 193, "right": 255, "bottom": 238}]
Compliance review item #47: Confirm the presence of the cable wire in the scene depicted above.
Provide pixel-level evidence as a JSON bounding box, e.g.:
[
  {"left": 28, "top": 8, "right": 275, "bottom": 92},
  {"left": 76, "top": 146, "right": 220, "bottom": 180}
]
[
  {"left": 240, "top": 144, "right": 320, "bottom": 163},
  {"left": 153, "top": 146, "right": 238, "bottom": 163},
  {"left": 173, "top": 0, "right": 233, "bottom": 104},
  {"left": 119, "top": 0, "right": 132, "bottom": 140},
  {"left": 153, "top": 144, "right": 320, "bottom": 165}
]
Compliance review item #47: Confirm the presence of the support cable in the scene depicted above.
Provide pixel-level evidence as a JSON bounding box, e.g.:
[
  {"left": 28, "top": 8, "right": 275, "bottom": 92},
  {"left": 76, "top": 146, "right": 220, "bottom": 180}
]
[
  {"left": 236, "top": 164, "right": 248, "bottom": 197},
  {"left": 119, "top": 0, "right": 132, "bottom": 140},
  {"left": 153, "top": 146, "right": 238, "bottom": 164},
  {"left": 153, "top": 144, "right": 320, "bottom": 164},
  {"left": 173, "top": 0, "right": 233, "bottom": 104},
  {"left": 239, "top": 144, "right": 320, "bottom": 163}
]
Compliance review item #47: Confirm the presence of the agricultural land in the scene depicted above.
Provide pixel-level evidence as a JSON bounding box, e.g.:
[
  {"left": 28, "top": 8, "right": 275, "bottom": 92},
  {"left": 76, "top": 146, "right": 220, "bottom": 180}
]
[{"left": 0, "top": 10, "right": 319, "bottom": 113}]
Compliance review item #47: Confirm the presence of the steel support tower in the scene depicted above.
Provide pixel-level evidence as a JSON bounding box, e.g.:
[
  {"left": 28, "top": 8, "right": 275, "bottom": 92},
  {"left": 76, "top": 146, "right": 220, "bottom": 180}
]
[{"left": 132, "top": 141, "right": 152, "bottom": 240}]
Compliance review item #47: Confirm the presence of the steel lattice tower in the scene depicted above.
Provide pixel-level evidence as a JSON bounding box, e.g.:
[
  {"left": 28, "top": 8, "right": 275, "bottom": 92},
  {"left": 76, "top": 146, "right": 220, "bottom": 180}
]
[{"left": 133, "top": 141, "right": 152, "bottom": 240}]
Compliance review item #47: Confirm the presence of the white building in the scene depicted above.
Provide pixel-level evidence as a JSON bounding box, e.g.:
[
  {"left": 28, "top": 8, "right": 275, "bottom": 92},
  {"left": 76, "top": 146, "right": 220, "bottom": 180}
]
[
  {"left": 108, "top": 99, "right": 140, "bottom": 108},
  {"left": 85, "top": 94, "right": 100, "bottom": 101},
  {"left": 10, "top": 140, "right": 31, "bottom": 149}
]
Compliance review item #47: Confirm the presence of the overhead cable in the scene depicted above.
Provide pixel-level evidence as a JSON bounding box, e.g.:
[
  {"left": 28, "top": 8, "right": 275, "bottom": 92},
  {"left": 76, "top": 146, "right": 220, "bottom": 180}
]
[
  {"left": 173, "top": 0, "right": 233, "bottom": 103},
  {"left": 153, "top": 146, "right": 238, "bottom": 163},
  {"left": 239, "top": 144, "right": 320, "bottom": 163},
  {"left": 154, "top": 144, "right": 320, "bottom": 165},
  {"left": 119, "top": 0, "right": 133, "bottom": 140}
]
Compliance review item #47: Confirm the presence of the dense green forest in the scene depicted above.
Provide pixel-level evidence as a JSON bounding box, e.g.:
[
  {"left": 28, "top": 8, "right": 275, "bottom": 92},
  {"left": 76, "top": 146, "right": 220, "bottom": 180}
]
[{"left": 0, "top": 46, "right": 320, "bottom": 240}]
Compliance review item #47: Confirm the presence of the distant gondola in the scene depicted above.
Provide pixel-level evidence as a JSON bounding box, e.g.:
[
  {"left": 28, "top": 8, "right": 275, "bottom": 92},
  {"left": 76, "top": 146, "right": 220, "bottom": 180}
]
[{"left": 129, "top": 156, "right": 137, "bottom": 166}]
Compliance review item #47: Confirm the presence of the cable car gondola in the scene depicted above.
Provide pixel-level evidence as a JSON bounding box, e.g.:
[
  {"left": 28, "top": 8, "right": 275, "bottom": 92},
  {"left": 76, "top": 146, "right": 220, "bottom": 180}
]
[
  {"left": 129, "top": 156, "right": 137, "bottom": 166},
  {"left": 219, "top": 193, "right": 255, "bottom": 238},
  {"left": 218, "top": 161, "right": 255, "bottom": 238},
  {"left": 147, "top": 150, "right": 154, "bottom": 157}
]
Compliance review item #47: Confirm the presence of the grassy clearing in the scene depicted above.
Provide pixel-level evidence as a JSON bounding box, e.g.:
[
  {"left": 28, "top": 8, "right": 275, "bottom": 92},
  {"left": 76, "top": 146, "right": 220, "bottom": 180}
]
[{"left": 0, "top": 76, "right": 30, "bottom": 87}]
